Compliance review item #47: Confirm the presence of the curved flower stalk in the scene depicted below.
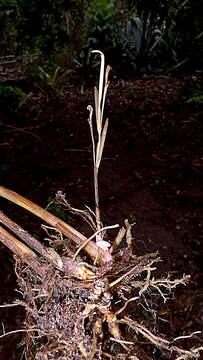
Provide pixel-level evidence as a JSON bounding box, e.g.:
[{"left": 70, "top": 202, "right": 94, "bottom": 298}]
[
  {"left": 0, "top": 52, "right": 114, "bottom": 270},
  {"left": 87, "top": 50, "right": 111, "bottom": 250}
]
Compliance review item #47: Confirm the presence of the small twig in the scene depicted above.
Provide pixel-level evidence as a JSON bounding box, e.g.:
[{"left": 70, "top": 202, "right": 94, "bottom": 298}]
[
  {"left": 109, "top": 226, "right": 126, "bottom": 254},
  {"left": 120, "top": 317, "right": 203, "bottom": 359},
  {"left": 102, "top": 352, "right": 117, "bottom": 359},
  {"left": 172, "top": 331, "right": 202, "bottom": 343},
  {"left": 0, "top": 328, "right": 42, "bottom": 340},
  {"left": 42, "top": 224, "right": 64, "bottom": 242},
  {"left": 1, "top": 124, "right": 41, "bottom": 140},
  {"left": 55, "top": 191, "right": 97, "bottom": 231},
  {"left": 175, "top": 348, "right": 203, "bottom": 360},
  {"left": 73, "top": 224, "right": 119, "bottom": 260},
  {"left": 125, "top": 219, "right": 135, "bottom": 252},
  {"left": 109, "top": 337, "right": 134, "bottom": 345},
  {"left": 109, "top": 257, "right": 160, "bottom": 289},
  {"left": 138, "top": 273, "right": 190, "bottom": 301},
  {"left": 0, "top": 302, "right": 25, "bottom": 308},
  {"left": 109, "top": 337, "right": 134, "bottom": 352},
  {"left": 116, "top": 296, "right": 139, "bottom": 315}
]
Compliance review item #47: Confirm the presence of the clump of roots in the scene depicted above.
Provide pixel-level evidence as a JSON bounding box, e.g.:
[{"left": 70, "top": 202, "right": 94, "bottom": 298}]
[{"left": 11, "top": 216, "right": 202, "bottom": 360}]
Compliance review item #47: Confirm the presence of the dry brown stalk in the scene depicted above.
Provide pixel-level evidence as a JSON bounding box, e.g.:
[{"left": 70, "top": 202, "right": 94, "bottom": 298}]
[
  {"left": 0, "top": 185, "right": 113, "bottom": 264},
  {"left": 0, "top": 225, "right": 46, "bottom": 277},
  {"left": 0, "top": 210, "right": 63, "bottom": 270},
  {"left": 0, "top": 210, "right": 97, "bottom": 280}
]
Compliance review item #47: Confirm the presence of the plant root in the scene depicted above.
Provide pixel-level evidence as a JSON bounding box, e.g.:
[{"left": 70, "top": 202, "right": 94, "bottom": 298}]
[{"left": 4, "top": 221, "right": 201, "bottom": 360}]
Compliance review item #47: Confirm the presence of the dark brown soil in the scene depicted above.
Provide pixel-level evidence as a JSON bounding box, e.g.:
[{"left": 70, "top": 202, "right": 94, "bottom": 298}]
[{"left": 0, "top": 74, "right": 203, "bottom": 359}]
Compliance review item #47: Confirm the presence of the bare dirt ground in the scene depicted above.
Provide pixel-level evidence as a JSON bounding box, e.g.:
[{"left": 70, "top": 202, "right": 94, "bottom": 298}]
[{"left": 0, "top": 74, "right": 202, "bottom": 359}]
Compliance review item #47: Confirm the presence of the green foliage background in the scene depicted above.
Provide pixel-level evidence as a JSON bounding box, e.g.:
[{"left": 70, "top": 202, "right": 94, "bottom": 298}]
[{"left": 0, "top": 0, "right": 202, "bottom": 75}]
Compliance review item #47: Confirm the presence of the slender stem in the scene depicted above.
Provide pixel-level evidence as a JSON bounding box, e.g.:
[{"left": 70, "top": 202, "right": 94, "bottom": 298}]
[{"left": 94, "top": 166, "right": 100, "bottom": 230}]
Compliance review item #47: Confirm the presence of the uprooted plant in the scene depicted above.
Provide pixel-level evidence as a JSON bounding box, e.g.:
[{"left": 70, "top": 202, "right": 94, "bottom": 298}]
[{"left": 0, "top": 51, "right": 202, "bottom": 360}]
